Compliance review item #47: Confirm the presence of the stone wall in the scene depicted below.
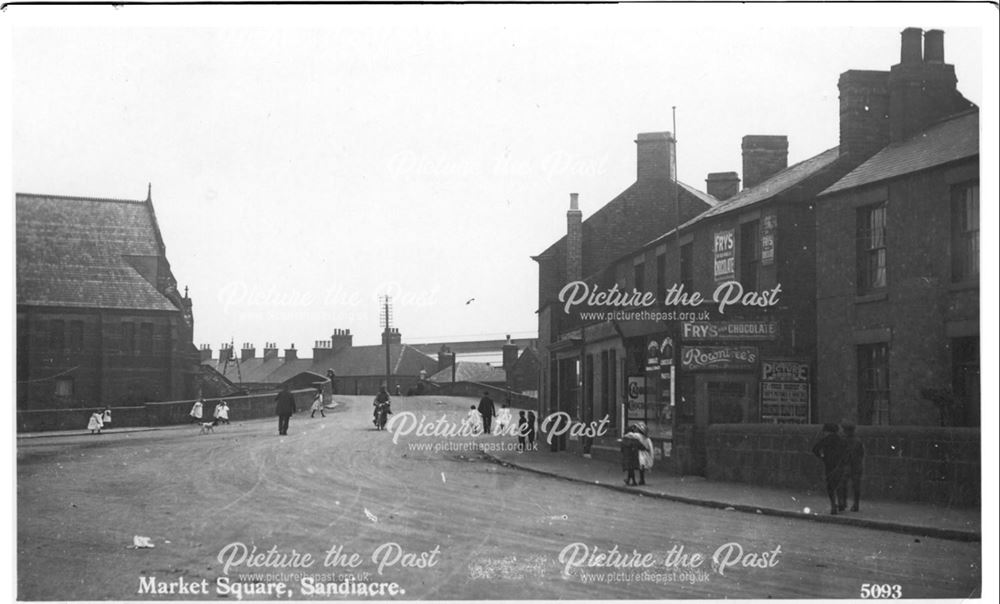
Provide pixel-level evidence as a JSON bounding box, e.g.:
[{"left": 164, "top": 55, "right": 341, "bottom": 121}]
[
  {"left": 16, "top": 389, "right": 316, "bottom": 433},
  {"left": 430, "top": 381, "right": 538, "bottom": 409},
  {"left": 704, "top": 423, "right": 979, "bottom": 506}
]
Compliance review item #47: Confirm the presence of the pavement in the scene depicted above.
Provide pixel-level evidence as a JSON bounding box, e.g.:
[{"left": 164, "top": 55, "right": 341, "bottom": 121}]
[{"left": 483, "top": 442, "right": 981, "bottom": 543}]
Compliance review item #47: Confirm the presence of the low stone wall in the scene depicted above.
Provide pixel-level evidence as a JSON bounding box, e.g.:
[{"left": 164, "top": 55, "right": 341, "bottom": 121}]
[
  {"left": 705, "top": 424, "right": 980, "bottom": 506},
  {"left": 16, "top": 390, "right": 316, "bottom": 433},
  {"left": 430, "top": 381, "right": 538, "bottom": 409}
]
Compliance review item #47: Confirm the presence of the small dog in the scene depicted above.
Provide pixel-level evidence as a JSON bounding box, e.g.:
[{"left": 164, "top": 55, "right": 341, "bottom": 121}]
[{"left": 199, "top": 419, "right": 219, "bottom": 434}]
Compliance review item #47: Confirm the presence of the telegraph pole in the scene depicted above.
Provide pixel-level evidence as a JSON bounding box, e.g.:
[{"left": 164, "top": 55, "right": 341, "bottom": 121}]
[{"left": 379, "top": 295, "right": 393, "bottom": 388}]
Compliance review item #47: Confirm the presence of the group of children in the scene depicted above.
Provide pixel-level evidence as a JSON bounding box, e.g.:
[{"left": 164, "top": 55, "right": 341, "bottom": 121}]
[
  {"left": 812, "top": 423, "right": 865, "bottom": 514},
  {"left": 87, "top": 408, "right": 112, "bottom": 434},
  {"left": 463, "top": 405, "right": 537, "bottom": 451},
  {"left": 187, "top": 398, "right": 231, "bottom": 425},
  {"left": 620, "top": 422, "right": 654, "bottom": 486}
]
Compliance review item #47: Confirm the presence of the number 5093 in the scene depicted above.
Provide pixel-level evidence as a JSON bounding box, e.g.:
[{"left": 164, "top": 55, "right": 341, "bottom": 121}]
[{"left": 860, "top": 583, "right": 901, "bottom": 599}]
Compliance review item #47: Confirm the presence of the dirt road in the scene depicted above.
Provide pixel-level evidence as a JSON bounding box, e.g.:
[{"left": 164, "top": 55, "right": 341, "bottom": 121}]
[{"left": 17, "top": 395, "right": 980, "bottom": 600}]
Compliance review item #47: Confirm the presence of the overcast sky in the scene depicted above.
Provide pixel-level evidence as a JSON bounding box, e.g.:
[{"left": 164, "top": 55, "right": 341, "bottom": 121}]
[{"left": 7, "top": 5, "right": 995, "bottom": 355}]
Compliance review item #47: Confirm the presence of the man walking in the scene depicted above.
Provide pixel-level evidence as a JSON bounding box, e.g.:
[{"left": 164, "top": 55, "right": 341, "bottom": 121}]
[
  {"left": 275, "top": 384, "right": 296, "bottom": 436},
  {"left": 478, "top": 391, "right": 496, "bottom": 436},
  {"left": 812, "top": 423, "right": 846, "bottom": 514}
]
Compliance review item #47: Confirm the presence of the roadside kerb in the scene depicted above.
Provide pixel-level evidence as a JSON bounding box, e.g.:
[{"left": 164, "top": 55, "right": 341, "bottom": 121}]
[{"left": 480, "top": 450, "right": 980, "bottom": 543}]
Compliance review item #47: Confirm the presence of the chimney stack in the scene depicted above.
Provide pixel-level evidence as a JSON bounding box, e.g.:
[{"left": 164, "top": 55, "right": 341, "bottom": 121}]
[
  {"left": 331, "top": 328, "right": 353, "bottom": 354},
  {"left": 888, "top": 27, "right": 970, "bottom": 143},
  {"left": 705, "top": 172, "right": 740, "bottom": 201},
  {"left": 284, "top": 344, "right": 297, "bottom": 361},
  {"left": 566, "top": 193, "right": 582, "bottom": 283},
  {"left": 741, "top": 135, "right": 788, "bottom": 190},
  {"left": 219, "top": 343, "right": 233, "bottom": 365},
  {"left": 240, "top": 342, "right": 256, "bottom": 362},
  {"left": 437, "top": 345, "right": 455, "bottom": 373},
  {"left": 838, "top": 70, "right": 891, "bottom": 160},
  {"left": 635, "top": 132, "right": 676, "bottom": 182},
  {"left": 502, "top": 335, "right": 519, "bottom": 372},
  {"left": 382, "top": 327, "right": 402, "bottom": 346},
  {"left": 263, "top": 342, "right": 279, "bottom": 360},
  {"left": 199, "top": 344, "right": 213, "bottom": 363},
  {"left": 313, "top": 340, "right": 334, "bottom": 362}
]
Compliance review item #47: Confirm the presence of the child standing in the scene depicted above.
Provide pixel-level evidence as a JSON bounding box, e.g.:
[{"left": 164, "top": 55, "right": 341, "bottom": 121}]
[
  {"left": 189, "top": 398, "right": 204, "bottom": 423},
  {"left": 620, "top": 425, "right": 647, "bottom": 486},
  {"left": 465, "top": 405, "right": 482, "bottom": 435},
  {"left": 633, "top": 422, "right": 654, "bottom": 485},
  {"left": 310, "top": 389, "right": 325, "bottom": 418},
  {"left": 87, "top": 411, "right": 104, "bottom": 435}
]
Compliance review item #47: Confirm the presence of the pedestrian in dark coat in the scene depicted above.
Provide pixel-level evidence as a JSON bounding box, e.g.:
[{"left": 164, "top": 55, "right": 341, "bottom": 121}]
[
  {"left": 478, "top": 392, "right": 496, "bottom": 435},
  {"left": 275, "top": 385, "right": 296, "bottom": 436},
  {"left": 620, "top": 425, "right": 648, "bottom": 486},
  {"left": 812, "top": 423, "right": 846, "bottom": 514},
  {"left": 839, "top": 424, "right": 864, "bottom": 512},
  {"left": 526, "top": 411, "right": 537, "bottom": 450}
]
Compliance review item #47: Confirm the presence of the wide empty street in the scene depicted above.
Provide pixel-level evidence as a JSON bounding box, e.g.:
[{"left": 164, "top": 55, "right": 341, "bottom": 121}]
[{"left": 17, "top": 396, "right": 980, "bottom": 600}]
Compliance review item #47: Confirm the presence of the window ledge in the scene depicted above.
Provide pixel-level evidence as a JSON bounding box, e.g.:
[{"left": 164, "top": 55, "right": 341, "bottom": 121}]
[
  {"left": 855, "top": 291, "right": 888, "bottom": 304},
  {"left": 948, "top": 280, "right": 979, "bottom": 293}
]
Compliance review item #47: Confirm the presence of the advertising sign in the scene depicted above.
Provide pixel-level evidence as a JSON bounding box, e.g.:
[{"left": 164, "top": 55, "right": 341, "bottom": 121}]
[
  {"left": 682, "top": 321, "right": 779, "bottom": 341},
  {"left": 680, "top": 346, "right": 758, "bottom": 371},
  {"left": 760, "top": 359, "right": 811, "bottom": 423},
  {"left": 713, "top": 228, "right": 735, "bottom": 281},
  {"left": 761, "top": 213, "right": 777, "bottom": 266}
]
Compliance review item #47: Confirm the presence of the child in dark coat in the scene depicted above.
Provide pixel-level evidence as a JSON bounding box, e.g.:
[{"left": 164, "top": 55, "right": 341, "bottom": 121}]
[
  {"left": 839, "top": 424, "right": 864, "bottom": 512},
  {"left": 620, "top": 425, "right": 648, "bottom": 486},
  {"left": 812, "top": 423, "right": 846, "bottom": 514}
]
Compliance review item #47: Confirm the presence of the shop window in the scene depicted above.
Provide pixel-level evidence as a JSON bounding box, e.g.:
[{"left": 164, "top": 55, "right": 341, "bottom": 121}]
[
  {"left": 857, "top": 202, "right": 887, "bottom": 293},
  {"left": 857, "top": 343, "right": 890, "bottom": 425},
  {"left": 951, "top": 181, "right": 979, "bottom": 282},
  {"left": 608, "top": 349, "right": 618, "bottom": 428},
  {"left": 69, "top": 320, "right": 84, "bottom": 352},
  {"left": 49, "top": 319, "right": 65, "bottom": 350},
  {"left": 739, "top": 220, "right": 760, "bottom": 290}
]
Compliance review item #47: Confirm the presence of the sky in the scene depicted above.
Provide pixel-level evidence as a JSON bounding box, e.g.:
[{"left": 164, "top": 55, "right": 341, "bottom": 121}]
[{"left": 6, "top": 4, "right": 996, "bottom": 355}]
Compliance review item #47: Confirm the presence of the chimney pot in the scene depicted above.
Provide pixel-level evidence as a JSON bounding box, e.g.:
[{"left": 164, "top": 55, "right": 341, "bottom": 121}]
[
  {"left": 900, "top": 27, "right": 923, "bottom": 64},
  {"left": 924, "top": 29, "right": 944, "bottom": 63},
  {"left": 569, "top": 193, "right": 579, "bottom": 211}
]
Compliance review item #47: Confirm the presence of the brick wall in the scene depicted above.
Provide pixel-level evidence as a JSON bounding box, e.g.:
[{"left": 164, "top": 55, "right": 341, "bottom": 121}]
[
  {"left": 704, "top": 423, "right": 979, "bottom": 506},
  {"left": 16, "top": 389, "right": 316, "bottom": 433}
]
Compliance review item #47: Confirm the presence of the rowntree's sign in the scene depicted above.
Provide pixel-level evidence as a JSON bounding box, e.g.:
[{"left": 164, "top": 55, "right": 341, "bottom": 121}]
[{"left": 680, "top": 346, "right": 758, "bottom": 371}]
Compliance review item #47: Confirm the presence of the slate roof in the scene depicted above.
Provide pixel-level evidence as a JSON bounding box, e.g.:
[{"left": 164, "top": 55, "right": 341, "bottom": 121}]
[
  {"left": 821, "top": 110, "right": 979, "bottom": 196},
  {"left": 677, "top": 146, "right": 841, "bottom": 231},
  {"left": 204, "top": 344, "right": 439, "bottom": 385},
  {"left": 16, "top": 193, "right": 180, "bottom": 311},
  {"left": 427, "top": 362, "right": 507, "bottom": 384}
]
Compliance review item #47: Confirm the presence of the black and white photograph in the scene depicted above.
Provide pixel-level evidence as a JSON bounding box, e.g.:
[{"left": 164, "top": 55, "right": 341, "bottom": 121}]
[{"left": 6, "top": 4, "right": 997, "bottom": 601}]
